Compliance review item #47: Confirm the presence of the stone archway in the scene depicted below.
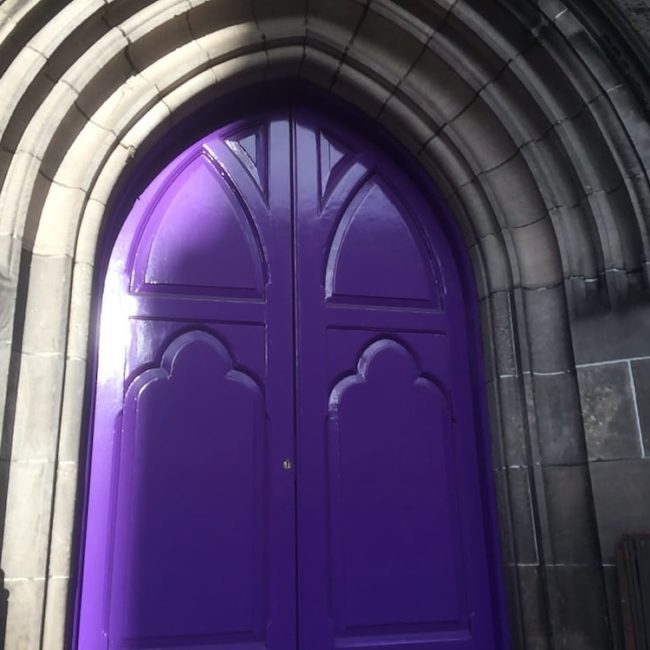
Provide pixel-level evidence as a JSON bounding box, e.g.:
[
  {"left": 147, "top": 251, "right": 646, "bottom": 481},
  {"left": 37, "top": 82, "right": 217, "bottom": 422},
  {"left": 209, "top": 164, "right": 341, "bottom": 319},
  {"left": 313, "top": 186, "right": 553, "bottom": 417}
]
[{"left": 0, "top": 1, "right": 648, "bottom": 648}]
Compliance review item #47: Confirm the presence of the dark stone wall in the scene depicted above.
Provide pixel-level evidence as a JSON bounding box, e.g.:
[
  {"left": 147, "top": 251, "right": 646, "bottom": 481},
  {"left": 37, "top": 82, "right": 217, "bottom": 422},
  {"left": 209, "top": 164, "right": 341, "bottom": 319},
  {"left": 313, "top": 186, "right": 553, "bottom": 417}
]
[
  {"left": 613, "top": 0, "right": 650, "bottom": 42},
  {"left": 572, "top": 304, "right": 650, "bottom": 647}
]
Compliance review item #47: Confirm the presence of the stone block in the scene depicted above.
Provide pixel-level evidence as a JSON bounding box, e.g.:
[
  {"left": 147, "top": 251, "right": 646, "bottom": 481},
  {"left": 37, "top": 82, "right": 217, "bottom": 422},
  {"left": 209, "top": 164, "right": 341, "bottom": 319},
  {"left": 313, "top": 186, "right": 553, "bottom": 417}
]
[
  {"left": 300, "top": 46, "right": 339, "bottom": 89},
  {"left": 448, "top": 95, "right": 518, "bottom": 172},
  {"left": 331, "top": 63, "right": 391, "bottom": 119},
  {"left": 43, "top": 9, "right": 110, "bottom": 83},
  {"left": 590, "top": 93, "right": 645, "bottom": 180},
  {"left": 0, "top": 152, "right": 42, "bottom": 240},
  {"left": 548, "top": 203, "right": 599, "bottom": 280},
  {"left": 349, "top": 5, "right": 425, "bottom": 86},
  {"left": 20, "top": 254, "right": 73, "bottom": 356},
  {"left": 478, "top": 297, "right": 495, "bottom": 381},
  {"left": 378, "top": 96, "right": 435, "bottom": 156},
  {"left": 254, "top": 0, "right": 306, "bottom": 39},
  {"left": 515, "top": 565, "right": 551, "bottom": 650},
  {"left": 0, "top": 47, "right": 49, "bottom": 142},
  {"left": 50, "top": 119, "right": 116, "bottom": 193},
  {"left": 372, "top": 0, "right": 439, "bottom": 40},
  {"left": 507, "top": 467, "right": 540, "bottom": 565},
  {"left": 445, "top": 193, "right": 478, "bottom": 247},
  {"left": 484, "top": 153, "right": 547, "bottom": 229},
  {"left": 47, "top": 463, "right": 78, "bottom": 578},
  {"left": 477, "top": 233, "right": 512, "bottom": 294},
  {"left": 0, "top": 147, "right": 12, "bottom": 190},
  {"left": 306, "top": 0, "right": 365, "bottom": 54},
  {"left": 493, "top": 469, "right": 514, "bottom": 564},
  {"left": 455, "top": 178, "right": 499, "bottom": 239},
  {"left": 498, "top": 376, "right": 528, "bottom": 468},
  {"left": 590, "top": 458, "right": 650, "bottom": 563},
  {"left": 102, "top": 0, "right": 159, "bottom": 28},
  {"left": 572, "top": 303, "right": 650, "bottom": 365},
  {"left": 73, "top": 44, "right": 134, "bottom": 120},
  {"left": 631, "top": 358, "right": 650, "bottom": 455},
  {"left": 0, "top": 279, "right": 17, "bottom": 349},
  {"left": 9, "top": 352, "right": 65, "bottom": 462},
  {"left": 606, "top": 83, "right": 650, "bottom": 166},
  {"left": 532, "top": 373, "right": 588, "bottom": 465},
  {"left": 187, "top": 0, "right": 257, "bottom": 40},
  {"left": 33, "top": 183, "right": 87, "bottom": 258},
  {"left": 577, "top": 362, "right": 642, "bottom": 461},
  {"left": 454, "top": 0, "right": 538, "bottom": 62},
  {"left": 602, "top": 565, "right": 624, "bottom": 650},
  {"left": 401, "top": 46, "right": 474, "bottom": 126},
  {"left": 521, "top": 285, "right": 573, "bottom": 374},
  {"left": 373, "top": 0, "right": 449, "bottom": 35},
  {"left": 484, "top": 380, "right": 505, "bottom": 470},
  {"left": 552, "top": 9, "right": 620, "bottom": 94},
  {"left": 539, "top": 15, "right": 603, "bottom": 105},
  {"left": 139, "top": 39, "right": 210, "bottom": 94},
  {"left": 41, "top": 576, "right": 69, "bottom": 650},
  {"left": 512, "top": 40, "right": 586, "bottom": 123},
  {"left": 265, "top": 46, "right": 304, "bottom": 81},
  {"left": 542, "top": 464, "right": 601, "bottom": 564},
  {"left": 3, "top": 577, "right": 45, "bottom": 650},
  {"left": 89, "top": 72, "right": 160, "bottom": 142},
  {"left": 1, "top": 460, "right": 54, "bottom": 579},
  {"left": 66, "top": 262, "right": 94, "bottom": 363},
  {"left": 561, "top": 113, "right": 624, "bottom": 195},
  {"left": 488, "top": 290, "right": 518, "bottom": 377},
  {"left": 58, "top": 358, "right": 89, "bottom": 465},
  {"left": 545, "top": 565, "right": 611, "bottom": 650},
  {"left": 511, "top": 219, "right": 564, "bottom": 290},
  {"left": 520, "top": 130, "right": 583, "bottom": 211},
  {"left": 29, "top": 1, "right": 103, "bottom": 58},
  {"left": 419, "top": 133, "right": 474, "bottom": 189},
  {"left": 483, "top": 65, "right": 552, "bottom": 148},
  {"left": 587, "top": 187, "right": 636, "bottom": 271},
  {"left": 126, "top": 5, "right": 195, "bottom": 74},
  {"left": 436, "top": 11, "right": 504, "bottom": 91}
]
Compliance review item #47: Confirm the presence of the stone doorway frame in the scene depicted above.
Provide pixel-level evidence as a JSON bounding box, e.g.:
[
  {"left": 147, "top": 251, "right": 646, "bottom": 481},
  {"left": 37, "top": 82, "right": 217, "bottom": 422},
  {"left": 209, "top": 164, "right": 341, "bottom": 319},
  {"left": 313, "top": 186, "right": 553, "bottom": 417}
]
[{"left": 1, "top": 2, "right": 649, "bottom": 648}]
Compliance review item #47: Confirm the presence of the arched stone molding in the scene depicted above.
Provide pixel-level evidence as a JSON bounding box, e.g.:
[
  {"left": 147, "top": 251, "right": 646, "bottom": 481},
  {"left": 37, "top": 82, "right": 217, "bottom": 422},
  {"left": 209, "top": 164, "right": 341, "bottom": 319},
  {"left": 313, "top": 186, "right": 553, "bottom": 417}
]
[{"left": 0, "top": 1, "right": 648, "bottom": 648}]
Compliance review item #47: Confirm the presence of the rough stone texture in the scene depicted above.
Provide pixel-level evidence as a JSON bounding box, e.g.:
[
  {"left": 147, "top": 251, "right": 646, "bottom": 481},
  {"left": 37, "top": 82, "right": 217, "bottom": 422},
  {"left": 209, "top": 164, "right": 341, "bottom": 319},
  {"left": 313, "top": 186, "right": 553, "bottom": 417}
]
[
  {"left": 542, "top": 464, "right": 601, "bottom": 564},
  {"left": 590, "top": 458, "right": 650, "bottom": 564},
  {"left": 545, "top": 565, "right": 611, "bottom": 650},
  {"left": 577, "top": 362, "right": 643, "bottom": 461},
  {"left": 573, "top": 302, "right": 650, "bottom": 363},
  {"left": 506, "top": 468, "right": 540, "bottom": 565},
  {"left": 532, "top": 372, "right": 588, "bottom": 465},
  {"left": 631, "top": 357, "right": 650, "bottom": 453}
]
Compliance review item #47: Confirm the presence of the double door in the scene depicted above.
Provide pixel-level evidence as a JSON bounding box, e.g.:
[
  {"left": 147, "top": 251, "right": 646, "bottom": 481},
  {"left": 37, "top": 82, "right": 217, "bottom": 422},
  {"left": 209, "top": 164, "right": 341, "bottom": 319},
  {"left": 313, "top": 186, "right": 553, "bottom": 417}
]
[{"left": 76, "top": 112, "right": 503, "bottom": 650}]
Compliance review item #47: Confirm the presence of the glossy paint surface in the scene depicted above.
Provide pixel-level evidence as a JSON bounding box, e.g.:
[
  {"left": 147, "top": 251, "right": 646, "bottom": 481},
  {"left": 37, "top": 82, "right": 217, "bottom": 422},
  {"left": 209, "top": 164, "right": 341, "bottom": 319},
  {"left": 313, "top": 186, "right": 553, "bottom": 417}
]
[{"left": 76, "top": 111, "right": 504, "bottom": 650}]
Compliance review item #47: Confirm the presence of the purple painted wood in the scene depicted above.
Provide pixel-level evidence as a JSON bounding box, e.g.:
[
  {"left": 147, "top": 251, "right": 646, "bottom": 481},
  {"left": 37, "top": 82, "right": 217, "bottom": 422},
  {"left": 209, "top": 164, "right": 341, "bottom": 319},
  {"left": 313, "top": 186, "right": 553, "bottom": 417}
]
[{"left": 76, "top": 110, "right": 505, "bottom": 650}]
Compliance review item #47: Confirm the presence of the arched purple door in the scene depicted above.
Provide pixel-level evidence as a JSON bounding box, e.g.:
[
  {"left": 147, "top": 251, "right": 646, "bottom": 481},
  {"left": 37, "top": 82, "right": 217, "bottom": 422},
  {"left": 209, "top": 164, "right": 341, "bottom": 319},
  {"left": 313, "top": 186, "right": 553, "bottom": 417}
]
[{"left": 76, "top": 111, "right": 505, "bottom": 650}]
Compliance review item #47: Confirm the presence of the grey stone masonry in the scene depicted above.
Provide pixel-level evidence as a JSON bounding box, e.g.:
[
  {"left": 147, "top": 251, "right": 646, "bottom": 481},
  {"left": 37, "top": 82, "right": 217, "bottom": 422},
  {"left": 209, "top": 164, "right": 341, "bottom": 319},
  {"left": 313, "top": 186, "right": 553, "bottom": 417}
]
[{"left": 0, "top": 0, "right": 649, "bottom": 649}]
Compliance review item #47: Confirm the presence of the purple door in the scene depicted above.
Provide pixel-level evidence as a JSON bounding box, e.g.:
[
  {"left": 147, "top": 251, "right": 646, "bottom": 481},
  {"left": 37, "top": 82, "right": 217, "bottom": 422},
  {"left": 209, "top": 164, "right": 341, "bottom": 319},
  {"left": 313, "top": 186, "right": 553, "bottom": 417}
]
[{"left": 76, "top": 111, "right": 505, "bottom": 650}]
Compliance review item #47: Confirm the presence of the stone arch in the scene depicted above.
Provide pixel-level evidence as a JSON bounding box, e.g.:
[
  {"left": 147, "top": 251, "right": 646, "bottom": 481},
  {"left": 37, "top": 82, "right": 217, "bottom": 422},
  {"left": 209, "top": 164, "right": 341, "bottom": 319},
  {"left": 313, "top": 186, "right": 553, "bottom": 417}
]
[{"left": 0, "top": 1, "right": 648, "bottom": 648}]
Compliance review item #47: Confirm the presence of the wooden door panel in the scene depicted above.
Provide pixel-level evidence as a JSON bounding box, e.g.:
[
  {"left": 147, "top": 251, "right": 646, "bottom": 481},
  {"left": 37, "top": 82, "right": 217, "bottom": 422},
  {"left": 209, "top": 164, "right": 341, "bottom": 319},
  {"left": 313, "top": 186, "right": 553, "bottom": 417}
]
[
  {"left": 293, "top": 112, "right": 500, "bottom": 650},
  {"left": 111, "top": 331, "right": 265, "bottom": 647},
  {"left": 327, "top": 337, "right": 465, "bottom": 634},
  {"left": 77, "top": 117, "right": 297, "bottom": 650}
]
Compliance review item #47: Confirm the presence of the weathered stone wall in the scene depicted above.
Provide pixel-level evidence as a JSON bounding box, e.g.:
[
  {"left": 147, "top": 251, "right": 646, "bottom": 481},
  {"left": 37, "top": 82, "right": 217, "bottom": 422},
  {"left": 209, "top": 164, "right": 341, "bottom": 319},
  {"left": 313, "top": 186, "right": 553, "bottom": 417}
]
[{"left": 0, "top": 1, "right": 648, "bottom": 648}]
